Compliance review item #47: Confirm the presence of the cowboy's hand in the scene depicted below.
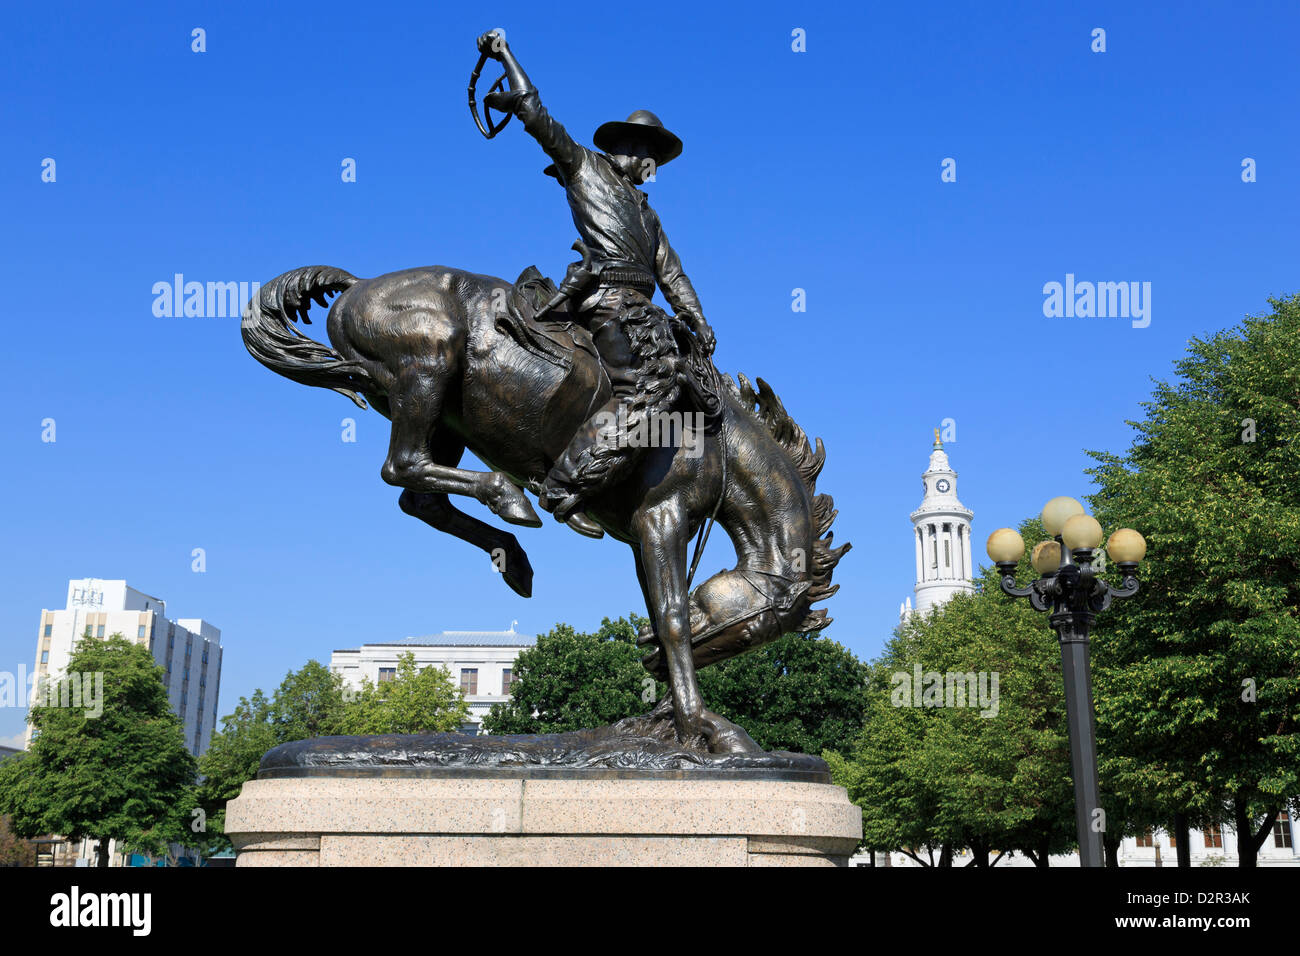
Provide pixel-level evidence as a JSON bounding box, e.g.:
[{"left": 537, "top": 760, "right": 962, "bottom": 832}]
[
  {"left": 692, "top": 316, "right": 716, "bottom": 356},
  {"left": 476, "top": 30, "right": 508, "bottom": 59},
  {"left": 484, "top": 88, "right": 526, "bottom": 113}
]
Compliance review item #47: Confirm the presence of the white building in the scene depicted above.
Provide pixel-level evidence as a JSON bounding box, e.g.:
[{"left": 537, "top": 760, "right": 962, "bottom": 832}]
[
  {"left": 330, "top": 625, "right": 534, "bottom": 733},
  {"left": 29, "top": 579, "right": 222, "bottom": 757},
  {"left": 901, "top": 432, "right": 975, "bottom": 622},
  {"left": 26, "top": 578, "right": 223, "bottom": 866}
]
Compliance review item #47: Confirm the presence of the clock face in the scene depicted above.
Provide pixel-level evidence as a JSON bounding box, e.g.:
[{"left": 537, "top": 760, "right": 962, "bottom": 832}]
[{"left": 936, "top": 479, "right": 951, "bottom": 493}]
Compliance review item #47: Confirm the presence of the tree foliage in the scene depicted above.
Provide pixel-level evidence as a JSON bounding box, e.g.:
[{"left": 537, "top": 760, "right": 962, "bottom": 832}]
[
  {"left": 1087, "top": 294, "right": 1300, "bottom": 866},
  {"left": 695, "top": 631, "right": 870, "bottom": 755},
  {"left": 830, "top": 524, "right": 1077, "bottom": 867},
  {"left": 483, "top": 616, "right": 662, "bottom": 734},
  {"left": 336, "top": 652, "right": 470, "bottom": 735},
  {"left": 482, "top": 615, "right": 869, "bottom": 752},
  {"left": 0, "top": 813, "right": 37, "bottom": 867},
  {"left": 0, "top": 634, "right": 197, "bottom": 866},
  {"left": 197, "top": 655, "right": 469, "bottom": 850}
]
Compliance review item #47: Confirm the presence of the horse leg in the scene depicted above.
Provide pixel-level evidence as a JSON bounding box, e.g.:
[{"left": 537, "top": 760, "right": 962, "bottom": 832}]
[
  {"left": 401, "top": 489, "right": 535, "bottom": 597},
  {"left": 398, "top": 437, "right": 534, "bottom": 597},
  {"left": 635, "top": 502, "right": 705, "bottom": 744},
  {"left": 379, "top": 355, "right": 540, "bottom": 528},
  {"left": 635, "top": 511, "right": 761, "bottom": 753}
]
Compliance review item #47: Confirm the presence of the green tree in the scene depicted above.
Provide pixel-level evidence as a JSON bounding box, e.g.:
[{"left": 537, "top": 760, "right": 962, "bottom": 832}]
[
  {"left": 1087, "top": 294, "right": 1300, "bottom": 867},
  {"left": 695, "top": 631, "right": 870, "bottom": 754},
  {"left": 827, "top": 659, "right": 949, "bottom": 864},
  {"left": 0, "top": 634, "right": 197, "bottom": 867},
  {"left": 270, "top": 660, "right": 349, "bottom": 741},
  {"left": 197, "top": 656, "right": 471, "bottom": 851},
  {"left": 830, "top": 523, "right": 1077, "bottom": 867},
  {"left": 483, "top": 615, "right": 664, "bottom": 734},
  {"left": 0, "top": 813, "right": 37, "bottom": 867},
  {"left": 194, "top": 689, "right": 278, "bottom": 853},
  {"left": 337, "top": 652, "right": 470, "bottom": 735}
]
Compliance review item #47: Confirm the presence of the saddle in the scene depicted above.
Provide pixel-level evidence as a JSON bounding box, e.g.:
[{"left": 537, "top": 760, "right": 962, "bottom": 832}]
[
  {"left": 500, "top": 265, "right": 723, "bottom": 424},
  {"left": 496, "top": 266, "right": 598, "bottom": 368}
]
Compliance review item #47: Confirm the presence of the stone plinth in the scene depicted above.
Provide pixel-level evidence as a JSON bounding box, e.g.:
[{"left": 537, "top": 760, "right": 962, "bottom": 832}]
[{"left": 225, "top": 771, "right": 862, "bottom": 867}]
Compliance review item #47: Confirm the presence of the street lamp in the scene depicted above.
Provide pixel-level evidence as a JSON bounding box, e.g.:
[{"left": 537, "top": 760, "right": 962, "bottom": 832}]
[{"left": 986, "top": 499, "right": 1146, "bottom": 868}]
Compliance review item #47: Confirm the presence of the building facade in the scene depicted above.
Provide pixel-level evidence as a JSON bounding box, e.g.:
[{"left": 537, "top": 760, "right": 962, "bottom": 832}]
[
  {"left": 902, "top": 433, "right": 975, "bottom": 621},
  {"left": 330, "top": 626, "right": 534, "bottom": 733},
  {"left": 25, "top": 578, "right": 223, "bottom": 865},
  {"left": 29, "top": 579, "right": 223, "bottom": 756}
]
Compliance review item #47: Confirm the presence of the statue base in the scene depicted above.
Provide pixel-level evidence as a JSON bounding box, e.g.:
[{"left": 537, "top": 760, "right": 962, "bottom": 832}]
[{"left": 225, "top": 732, "right": 862, "bottom": 867}]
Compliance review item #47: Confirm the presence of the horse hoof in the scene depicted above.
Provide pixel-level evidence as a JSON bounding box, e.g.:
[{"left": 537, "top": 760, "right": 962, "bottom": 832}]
[
  {"left": 502, "top": 561, "right": 533, "bottom": 598},
  {"left": 703, "top": 712, "right": 763, "bottom": 754},
  {"left": 495, "top": 491, "right": 542, "bottom": 527},
  {"left": 707, "top": 727, "right": 762, "bottom": 755}
]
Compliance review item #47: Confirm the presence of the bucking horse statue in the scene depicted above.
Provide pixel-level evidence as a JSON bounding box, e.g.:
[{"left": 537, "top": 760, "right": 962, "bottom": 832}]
[{"left": 239, "top": 34, "right": 849, "bottom": 756}]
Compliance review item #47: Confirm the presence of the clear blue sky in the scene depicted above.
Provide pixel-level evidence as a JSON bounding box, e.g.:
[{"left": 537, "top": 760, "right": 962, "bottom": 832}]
[{"left": 3, "top": 0, "right": 1298, "bottom": 745}]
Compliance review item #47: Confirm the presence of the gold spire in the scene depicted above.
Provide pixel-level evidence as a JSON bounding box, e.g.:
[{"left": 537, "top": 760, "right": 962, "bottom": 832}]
[{"left": 933, "top": 427, "right": 942, "bottom": 449}]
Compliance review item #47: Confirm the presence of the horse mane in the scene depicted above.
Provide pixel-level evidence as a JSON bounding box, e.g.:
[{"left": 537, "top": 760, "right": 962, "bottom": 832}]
[{"left": 725, "top": 373, "right": 851, "bottom": 632}]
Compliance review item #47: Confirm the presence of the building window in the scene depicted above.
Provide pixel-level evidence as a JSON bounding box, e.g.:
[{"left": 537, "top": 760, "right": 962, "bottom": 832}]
[
  {"left": 502, "top": 669, "right": 514, "bottom": 695},
  {"left": 41, "top": 651, "right": 49, "bottom": 664},
  {"left": 377, "top": 668, "right": 396, "bottom": 684},
  {"left": 1274, "top": 814, "right": 1293, "bottom": 849},
  {"left": 137, "top": 625, "right": 146, "bottom": 639},
  {"left": 1135, "top": 829, "right": 1153, "bottom": 848},
  {"left": 96, "top": 625, "right": 105, "bottom": 637},
  {"left": 1203, "top": 824, "right": 1224, "bottom": 849},
  {"left": 43, "top": 624, "right": 52, "bottom": 637},
  {"left": 460, "top": 669, "right": 478, "bottom": 695}
]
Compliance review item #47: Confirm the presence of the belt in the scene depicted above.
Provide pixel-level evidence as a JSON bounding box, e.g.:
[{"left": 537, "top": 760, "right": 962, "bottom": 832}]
[{"left": 596, "top": 264, "right": 655, "bottom": 292}]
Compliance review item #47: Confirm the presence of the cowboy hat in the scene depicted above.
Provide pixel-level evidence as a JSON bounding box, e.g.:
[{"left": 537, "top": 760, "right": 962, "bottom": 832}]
[{"left": 593, "top": 109, "right": 683, "bottom": 166}]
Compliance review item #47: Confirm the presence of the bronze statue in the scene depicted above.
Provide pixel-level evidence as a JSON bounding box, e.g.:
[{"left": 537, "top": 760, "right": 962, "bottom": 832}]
[{"left": 242, "top": 30, "right": 849, "bottom": 754}]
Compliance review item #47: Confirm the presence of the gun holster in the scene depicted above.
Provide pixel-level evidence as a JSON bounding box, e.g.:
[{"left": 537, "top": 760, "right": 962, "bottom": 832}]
[{"left": 533, "top": 240, "right": 599, "bottom": 321}]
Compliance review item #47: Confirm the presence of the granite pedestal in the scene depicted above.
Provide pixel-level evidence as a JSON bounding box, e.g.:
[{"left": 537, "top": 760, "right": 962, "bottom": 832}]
[{"left": 224, "top": 731, "right": 863, "bottom": 867}]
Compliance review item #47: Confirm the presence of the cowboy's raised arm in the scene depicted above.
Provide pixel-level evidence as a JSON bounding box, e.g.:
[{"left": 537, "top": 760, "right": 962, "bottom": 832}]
[
  {"left": 476, "top": 31, "right": 584, "bottom": 177},
  {"left": 652, "top": 212, "right": 715, "bottom": 354}
]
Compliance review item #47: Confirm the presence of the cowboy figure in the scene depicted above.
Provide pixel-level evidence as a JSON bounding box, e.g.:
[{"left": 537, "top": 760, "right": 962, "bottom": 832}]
[{"left": 475, "top": 30, "right": 715, "bottom": 537}]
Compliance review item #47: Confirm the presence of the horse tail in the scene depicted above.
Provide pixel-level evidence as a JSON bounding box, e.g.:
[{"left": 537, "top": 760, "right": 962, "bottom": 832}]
[
  {"left": 240, "top": 265, "right": 373, "bottom": 409},
  {"left": 732, "top": 373, "right": 852, "bottom": 631}
]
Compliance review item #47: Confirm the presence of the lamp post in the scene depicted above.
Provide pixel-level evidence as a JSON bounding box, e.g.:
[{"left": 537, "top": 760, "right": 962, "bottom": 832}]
[{"left": 986, "top": 498, "right": 1146, "bottom": 868}]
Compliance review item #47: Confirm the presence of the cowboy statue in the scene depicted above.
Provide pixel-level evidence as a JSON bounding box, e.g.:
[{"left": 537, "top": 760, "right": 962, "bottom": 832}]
[
  {"left": 241, "top": 27, "right": 850, "bottom": 756},
  {"left": 474, "top": 29, "right": 718, "bottom": 539}
]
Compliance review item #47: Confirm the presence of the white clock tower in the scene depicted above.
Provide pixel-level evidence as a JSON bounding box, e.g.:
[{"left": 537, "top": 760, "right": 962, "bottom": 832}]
[{"left": 903, "top": 430, "right": 975, "bottom": 619}]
